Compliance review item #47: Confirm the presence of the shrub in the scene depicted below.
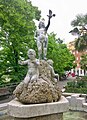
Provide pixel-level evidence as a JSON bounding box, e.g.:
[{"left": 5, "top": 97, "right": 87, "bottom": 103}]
[{"left": 65, "top": 76, "right": 87, "bottom": 93}]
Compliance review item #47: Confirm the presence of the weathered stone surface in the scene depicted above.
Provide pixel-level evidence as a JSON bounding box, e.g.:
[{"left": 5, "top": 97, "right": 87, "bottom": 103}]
[
  {"left": 13, "top": 113, "right": 63, "bottom": 120},
  {"left": 8, "top": 96, "right": 69, "bottom": 118},
  {"left": 14, "top": 78, "right": 61, "bottom": 104},
  {"left": 13, "top": 60, "right": 61, "bottom": 104}
]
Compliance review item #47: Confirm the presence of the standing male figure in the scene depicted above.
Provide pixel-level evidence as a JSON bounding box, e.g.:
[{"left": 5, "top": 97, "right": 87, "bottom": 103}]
[{"left": 35, "top": 10, "right": 55, "bottom": 60}]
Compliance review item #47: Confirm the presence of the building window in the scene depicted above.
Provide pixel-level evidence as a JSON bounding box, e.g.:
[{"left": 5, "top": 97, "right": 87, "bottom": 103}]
[
  {"left": 76, "top": 51, "right": 78, "bottom": 54},
  {"left": 77, "top": 70, "right": 79, "bottom": 75},
  {"left": 77, "top": 63, "right": 79, "bottom": 67},
  {"left": 80, "top": 57, "right": 82, "bottom": 60},
  {"left": 73, "top": 51, "right": 75, "bottom": 54},
  {"left": 80, "top": 70, "right": 82, "bottom": 74},
  {"left": 77, "top": 57, "right": 78, "bottom": 60}
]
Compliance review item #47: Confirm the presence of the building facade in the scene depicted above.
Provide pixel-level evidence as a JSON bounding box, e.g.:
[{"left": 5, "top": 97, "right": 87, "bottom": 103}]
[{"left": 67, "top": 40, "right": 87, "bottom": 76}]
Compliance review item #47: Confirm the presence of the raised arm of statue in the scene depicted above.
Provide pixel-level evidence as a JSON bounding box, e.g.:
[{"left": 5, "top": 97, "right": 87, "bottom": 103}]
[{"left": 45, "top": 10, "right": 55, "bottom": 32}]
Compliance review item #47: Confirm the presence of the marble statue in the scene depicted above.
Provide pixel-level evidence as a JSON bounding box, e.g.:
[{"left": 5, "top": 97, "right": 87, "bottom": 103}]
[
  {"left": 35, "top": 10, "right": 55, "bottom": 60},
  {"left": 13, "top": 50, "right": 61, "bottom": 103},
  {"left": 13, "top": 49, "right": 39, "bottom": 97},
  {"left": 19, "top": 49, "right": 39, "bottom": 86},
  {"left": 13, "top": 11, "right": 61, "bottom": 104},
  {"left": 47, "top": 59, "right": 59, "bottom": 84}
]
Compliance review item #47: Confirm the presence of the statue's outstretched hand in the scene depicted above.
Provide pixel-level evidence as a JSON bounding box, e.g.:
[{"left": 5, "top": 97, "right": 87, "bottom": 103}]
[{"left": 18, "top": 60, "right": 22, "bottom": 65}]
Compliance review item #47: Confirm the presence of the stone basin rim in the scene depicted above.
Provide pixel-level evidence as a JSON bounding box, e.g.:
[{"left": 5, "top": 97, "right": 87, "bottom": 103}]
[{"left": 7, "top": 96, "right": 69, "bottom": 118}]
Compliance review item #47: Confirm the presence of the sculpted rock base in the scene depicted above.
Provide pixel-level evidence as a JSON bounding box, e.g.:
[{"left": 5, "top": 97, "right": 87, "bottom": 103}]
[
  {"left": 13, "top": 78, "right": 61, "bottom": 104},
  {"left": 13, "top": 60, "right": 61, "bottom": 104}
]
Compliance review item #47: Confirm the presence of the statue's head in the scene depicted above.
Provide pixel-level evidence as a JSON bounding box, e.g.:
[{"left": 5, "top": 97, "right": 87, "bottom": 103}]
[
  {"left": 38, "top": 18, "right": 45, "bottom": 29},
  {"left": 28, "top": 49, "right": 36, "bottom": 59},
  {"left": 47, "top": 59, "right": 54, "bottom": 66}
]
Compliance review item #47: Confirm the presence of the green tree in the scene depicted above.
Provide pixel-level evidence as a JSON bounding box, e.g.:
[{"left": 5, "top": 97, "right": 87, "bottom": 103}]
[
  {"left": 69, "top": 14, "right": 87, "bottom": 51},
  {"left": 0, "top": 0, "right": 41, "bottom": 82},
  {"left": 80, "top": 54, "right": 87, "bottom": 71},
  {"left": 47, "top": 32, "right": 75, "bottom": 75}
]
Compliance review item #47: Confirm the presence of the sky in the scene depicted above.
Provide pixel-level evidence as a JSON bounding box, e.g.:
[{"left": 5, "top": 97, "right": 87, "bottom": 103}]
[{"left": 31, "top": 0, "right": 87, "bottom": 43}]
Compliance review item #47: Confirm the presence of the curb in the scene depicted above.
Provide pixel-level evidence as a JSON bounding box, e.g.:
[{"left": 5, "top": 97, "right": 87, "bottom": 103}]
[{"left": 0, "top": 103, "right": 8, "bottom": 111}]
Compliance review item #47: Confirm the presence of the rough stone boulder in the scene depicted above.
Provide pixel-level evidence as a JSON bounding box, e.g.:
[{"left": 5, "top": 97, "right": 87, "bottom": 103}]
[{"left": 14, "top": 78, "right": 61, "bottom": 104}]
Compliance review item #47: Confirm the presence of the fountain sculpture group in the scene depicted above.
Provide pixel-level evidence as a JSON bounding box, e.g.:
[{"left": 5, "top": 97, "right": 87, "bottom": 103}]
[
  {"left": 13, "top": 10, "right": 61, "bottom": 104},
  {"left": 8, "top": 10, "right": 69, "bottom": 120}
]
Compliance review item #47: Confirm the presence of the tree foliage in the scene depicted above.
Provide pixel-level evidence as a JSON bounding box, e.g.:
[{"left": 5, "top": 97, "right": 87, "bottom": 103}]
[
  {"left": 47, "top": 32, "right": 75, "bottom": 75},
  {"left": 70, "top": 14, "right": 87, "bottom": 51},
  {"left": 0, "top": 0, "right": 41, "bottom": 82},
  {"left": 80, "top": 54, "right": 87, "bottom": 70}
]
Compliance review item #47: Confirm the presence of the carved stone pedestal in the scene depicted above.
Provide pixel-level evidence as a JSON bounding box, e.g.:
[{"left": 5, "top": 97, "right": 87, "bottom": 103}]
[{"left": 7, "top": 96, "right": 69, "bottom": 120}]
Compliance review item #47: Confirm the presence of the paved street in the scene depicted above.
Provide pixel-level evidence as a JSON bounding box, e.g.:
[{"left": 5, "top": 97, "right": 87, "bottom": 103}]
[
  {"left": 58, "top": 80, "right": 68, "bottom": 89},
  {"left": 58, "top": 77, "right": 76, "bottom": 90}
]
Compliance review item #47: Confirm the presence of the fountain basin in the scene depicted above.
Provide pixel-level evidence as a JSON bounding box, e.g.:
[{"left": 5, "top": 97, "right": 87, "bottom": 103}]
[{"left": 7, "top": 96, "right": 69, "bottom": 120}]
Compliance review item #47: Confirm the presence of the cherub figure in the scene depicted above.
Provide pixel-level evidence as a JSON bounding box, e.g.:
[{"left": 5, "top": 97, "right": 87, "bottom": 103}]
[
  {"left": 19, "top": 49, "right": 39, "bottom": 87},
  {"left": 13, "top": 49, "right": 39, "bottom": 96},
  {"left": 47, "top": 59, "right": 59, "bottom": 84}
]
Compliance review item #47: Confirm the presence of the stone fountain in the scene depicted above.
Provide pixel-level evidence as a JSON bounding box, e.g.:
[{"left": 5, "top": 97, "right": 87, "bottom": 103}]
[{"left": 7, "top": 10, "right": 69, "bottom": 120}]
